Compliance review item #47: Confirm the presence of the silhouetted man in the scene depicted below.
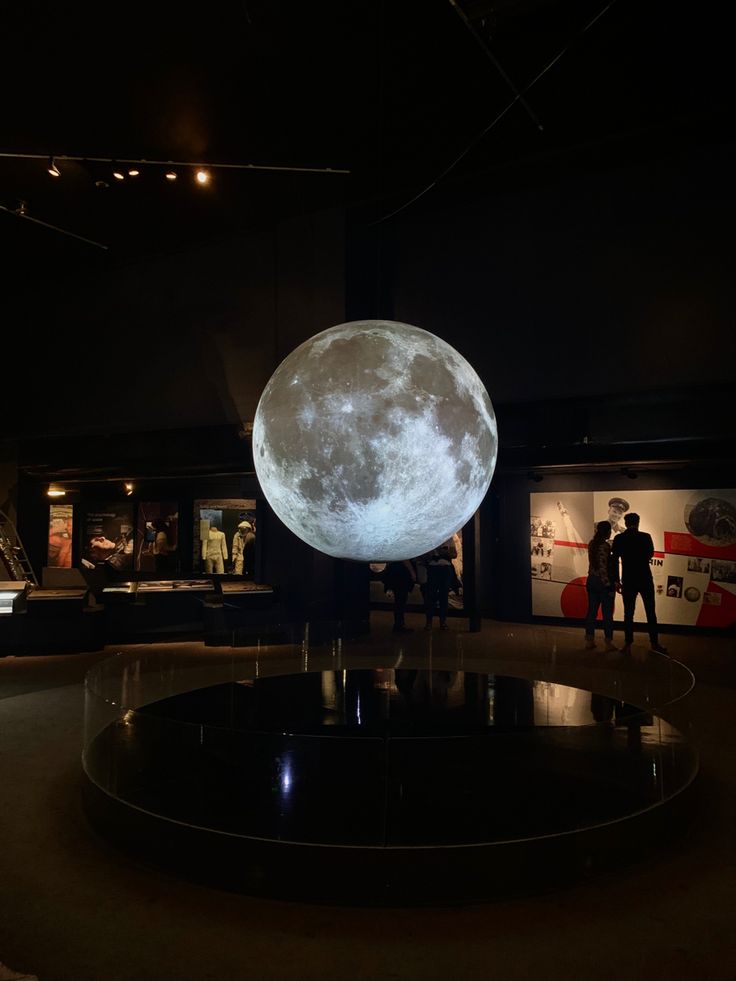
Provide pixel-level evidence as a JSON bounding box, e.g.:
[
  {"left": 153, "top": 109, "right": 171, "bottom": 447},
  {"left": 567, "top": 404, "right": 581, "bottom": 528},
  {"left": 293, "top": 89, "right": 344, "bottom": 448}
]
[
  {"left": 384, "top": 560, "right": 416, "bottom": 633},
  {"left": 611, "top": 513, "right": 668, "bottom": 655}
]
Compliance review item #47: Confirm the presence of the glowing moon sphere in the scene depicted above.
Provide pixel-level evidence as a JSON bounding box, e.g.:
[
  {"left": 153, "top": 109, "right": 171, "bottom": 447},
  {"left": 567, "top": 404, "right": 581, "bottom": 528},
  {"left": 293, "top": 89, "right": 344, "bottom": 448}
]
[{"left": 253, "top": 320, "right": 497, "bottom": 561}]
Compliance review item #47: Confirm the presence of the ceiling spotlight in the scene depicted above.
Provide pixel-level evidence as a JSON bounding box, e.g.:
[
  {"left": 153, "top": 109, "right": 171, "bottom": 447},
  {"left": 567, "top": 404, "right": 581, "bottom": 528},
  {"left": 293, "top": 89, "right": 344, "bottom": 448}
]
[
  {"left": 47, "top": 156, "right": 61, "bottom": 178},
  {"left": 195, "top": 169, "right": 210, "bottom": 185},
  {"left": 124, "top": 482, "right": 134, "bottom": 496},
  {"left": 165, "top": 170, "right": 177, "bottom": 181},
  {"left": 95, "top": 179, "right": 109, "bottom": 189},
  {"left": 112, "top": 170, "right": 125, "bottom": 181},
  {"left": 128, "top": 169, "right": 140, "bottom": 177},
  {"left": 47, "top": 486, "right": 66, "bottom": 498}
]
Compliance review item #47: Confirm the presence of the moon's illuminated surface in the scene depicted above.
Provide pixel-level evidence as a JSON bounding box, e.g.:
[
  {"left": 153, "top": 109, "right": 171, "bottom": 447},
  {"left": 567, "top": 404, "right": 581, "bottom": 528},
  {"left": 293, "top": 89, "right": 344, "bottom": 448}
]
[{"left": 253, "top": 320, "right": 498, "bottom": 561}]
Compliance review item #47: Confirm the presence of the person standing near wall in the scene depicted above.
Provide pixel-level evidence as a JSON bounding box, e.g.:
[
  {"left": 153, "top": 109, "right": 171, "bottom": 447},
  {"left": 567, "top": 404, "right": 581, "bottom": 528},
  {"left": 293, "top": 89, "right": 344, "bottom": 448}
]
[
  {"left": 384, "top": 559, "right": 416, "bottom": 633},
  {"left": 584, "top": 520, "right": 619, "bottom": 652},
  {"left": 424, "top": 538, "right": 457, "bottom": 631},
  {"left": 611, "top": 512, "right": 668, "bottom": 655}
]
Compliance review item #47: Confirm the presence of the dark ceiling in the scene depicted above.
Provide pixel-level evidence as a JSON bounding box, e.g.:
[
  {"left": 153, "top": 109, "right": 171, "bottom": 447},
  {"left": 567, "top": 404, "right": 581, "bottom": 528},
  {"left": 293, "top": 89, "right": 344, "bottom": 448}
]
[{"left": 1, "top": 0, "right": 730, "bottom": 267}]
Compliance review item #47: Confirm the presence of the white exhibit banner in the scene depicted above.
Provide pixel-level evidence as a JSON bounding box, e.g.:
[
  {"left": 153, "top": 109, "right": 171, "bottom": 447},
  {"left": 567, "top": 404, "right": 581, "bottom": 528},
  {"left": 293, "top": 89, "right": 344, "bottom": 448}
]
[{"left": 530, "top": 489, "right": 736, "bottom": 628}]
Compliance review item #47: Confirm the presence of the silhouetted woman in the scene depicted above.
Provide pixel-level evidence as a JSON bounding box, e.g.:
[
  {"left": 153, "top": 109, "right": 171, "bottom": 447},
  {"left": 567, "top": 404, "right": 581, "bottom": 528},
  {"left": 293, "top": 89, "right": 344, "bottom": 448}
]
[{"left": 584, "top": 520, "right": 618, "bottom": 652}]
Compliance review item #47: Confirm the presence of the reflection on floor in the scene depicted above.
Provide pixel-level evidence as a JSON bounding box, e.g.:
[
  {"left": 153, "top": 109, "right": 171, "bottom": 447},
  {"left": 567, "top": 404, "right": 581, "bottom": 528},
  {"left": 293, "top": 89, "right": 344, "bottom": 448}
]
[
  {"left": 87, "top": 668, "right": 690, "bottom": 847},
  {"left": 1, "top": 614, "right": 735, "bottom": 981},
  {"left": 81, "top": 618, "right": 699, "bottom": 902}
]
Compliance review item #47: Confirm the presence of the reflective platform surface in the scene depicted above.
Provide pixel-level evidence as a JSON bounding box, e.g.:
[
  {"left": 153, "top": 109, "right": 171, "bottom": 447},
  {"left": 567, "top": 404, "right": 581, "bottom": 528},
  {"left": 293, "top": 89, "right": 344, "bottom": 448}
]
[{"left": 82, "top": 625, "right": 698, "bottom": 903}]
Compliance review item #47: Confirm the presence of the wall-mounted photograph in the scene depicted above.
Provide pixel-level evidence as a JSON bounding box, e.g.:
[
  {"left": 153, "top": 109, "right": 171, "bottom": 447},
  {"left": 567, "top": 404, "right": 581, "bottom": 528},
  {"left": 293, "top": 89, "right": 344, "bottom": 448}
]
[
  {"left": 47, "top": 504, "right": 73, "bottom": 568},
  {"left": 81, "top": 504, "right": 135, "bottom": 572}
]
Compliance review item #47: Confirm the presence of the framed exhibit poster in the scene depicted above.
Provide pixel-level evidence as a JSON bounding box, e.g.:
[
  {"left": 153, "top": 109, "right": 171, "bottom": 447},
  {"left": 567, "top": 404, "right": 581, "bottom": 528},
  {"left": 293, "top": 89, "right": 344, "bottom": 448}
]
[
  {"left": 530, "top": 489, "right": 736, "bottom": 628},
  {"left": 81, "top": 504, "right": 135, "bottom": 572},
  {"left": 193, "top": 499, "right": 257, "bottom": 577},
  {"left": 135, "top": 501, "right": 179, "bottom": 573},
  {"left": 47, "top": 504, "right": 73, "bottom": 568}
]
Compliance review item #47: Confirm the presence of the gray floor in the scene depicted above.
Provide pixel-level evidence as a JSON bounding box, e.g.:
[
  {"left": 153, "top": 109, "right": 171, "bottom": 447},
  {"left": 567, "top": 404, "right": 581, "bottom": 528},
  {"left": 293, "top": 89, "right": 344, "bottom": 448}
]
[{"left": 1, "top": 615, "right": 735, "bottom": 981}]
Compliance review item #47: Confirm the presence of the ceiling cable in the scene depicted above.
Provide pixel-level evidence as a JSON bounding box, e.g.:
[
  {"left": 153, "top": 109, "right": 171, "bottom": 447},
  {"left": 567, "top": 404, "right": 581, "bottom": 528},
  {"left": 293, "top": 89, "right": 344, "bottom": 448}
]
[
  {"left": 0, "top": 203, "right": 108, "bottom": 249},
  {"left": 447, "top": 0, "right": 543, "bottom": 132},
  {"left": 370, "top": 0, "right": 617, "bottom": 226},
  {"left": 0, "top": 152, "right": 350, "bottom": 176}
]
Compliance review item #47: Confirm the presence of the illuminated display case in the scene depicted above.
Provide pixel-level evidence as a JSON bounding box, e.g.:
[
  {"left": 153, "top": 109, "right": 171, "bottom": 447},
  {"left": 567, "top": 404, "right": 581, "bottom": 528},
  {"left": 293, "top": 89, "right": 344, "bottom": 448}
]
[
  {"left": 0, "top": 582, "right": 28, "bottom": 616},
  {"left": 193, "top": 499, "right": 257, "bottom": 578}
]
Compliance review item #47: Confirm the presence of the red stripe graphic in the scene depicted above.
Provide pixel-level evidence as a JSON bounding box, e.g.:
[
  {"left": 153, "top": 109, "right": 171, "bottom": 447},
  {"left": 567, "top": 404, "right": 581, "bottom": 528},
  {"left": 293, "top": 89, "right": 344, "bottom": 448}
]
[
  {"left": 696, "top": 583, "right": 736, "bottom": 628},
  {"left": 554, "top": 540, "right": 665, "bottom": 559},
  {"left": 664, "top": 531, "right": 736, "bottom": 561}
]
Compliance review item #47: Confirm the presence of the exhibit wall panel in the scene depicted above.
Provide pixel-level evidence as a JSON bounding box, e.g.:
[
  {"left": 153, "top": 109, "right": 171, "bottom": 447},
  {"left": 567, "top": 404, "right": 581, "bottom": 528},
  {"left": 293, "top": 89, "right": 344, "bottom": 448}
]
[
  {"left": 5, "top": 210, "right": 346, "bottom": 442},
  {"left": 81, "top": 503, "right": 136, "bottom": 573},
  {"left": 530, "top": 489, "right": 736, "bottom": 629},
  {"left": 47, "top": 504, "right": 73, "bottom": 568}
]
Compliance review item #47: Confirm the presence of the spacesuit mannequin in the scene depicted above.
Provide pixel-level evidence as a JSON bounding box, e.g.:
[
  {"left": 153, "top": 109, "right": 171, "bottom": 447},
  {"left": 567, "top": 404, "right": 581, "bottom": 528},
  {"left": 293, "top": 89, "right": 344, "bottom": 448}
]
[
  {"left": 231, "top": 521, "right": 255, "bottom": 576},
  {"left": 202, "top": 526, "right": 228, "bottom": 574}
]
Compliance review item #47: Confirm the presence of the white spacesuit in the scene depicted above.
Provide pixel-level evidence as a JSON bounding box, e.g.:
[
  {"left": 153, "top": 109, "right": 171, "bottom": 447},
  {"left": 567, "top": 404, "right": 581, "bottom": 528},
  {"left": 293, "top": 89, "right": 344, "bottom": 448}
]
[
  {"left": 231, "top": 521, "right": 255, "bottom": 576},
  {"left": 202, "top": 527, "right": 228, "bottom": 574}
]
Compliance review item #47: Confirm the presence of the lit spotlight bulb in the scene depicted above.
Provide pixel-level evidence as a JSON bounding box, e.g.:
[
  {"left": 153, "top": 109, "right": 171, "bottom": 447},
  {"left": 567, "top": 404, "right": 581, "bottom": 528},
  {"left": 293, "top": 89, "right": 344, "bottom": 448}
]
[
  {"left": 113, "top": 170, "right": 125, "bottom": 181},
  {"left": 47, "top": 156, "right": 61, "bottom": 178},
  {"left": 165, "top": 170, "right": 177, "bottom": 181},
  {"left": 128, "top": 169, "right": 140, "bottom": 177},
  {"left": 195, "top": 169, "right": 210, "bottom": 185}
]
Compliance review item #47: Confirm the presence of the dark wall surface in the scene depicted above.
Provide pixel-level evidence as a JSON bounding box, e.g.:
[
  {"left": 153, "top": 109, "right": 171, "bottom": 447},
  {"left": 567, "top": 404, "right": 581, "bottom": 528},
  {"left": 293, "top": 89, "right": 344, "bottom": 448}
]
[
  {"left": 6, "top": 208, "right": 345, "bottom": 441},
  {"left": 389, "top": 139, "right": 736, "bottom": 410},
  {"left": 7, "top": 140, "right": 734, "bottom": 450}
]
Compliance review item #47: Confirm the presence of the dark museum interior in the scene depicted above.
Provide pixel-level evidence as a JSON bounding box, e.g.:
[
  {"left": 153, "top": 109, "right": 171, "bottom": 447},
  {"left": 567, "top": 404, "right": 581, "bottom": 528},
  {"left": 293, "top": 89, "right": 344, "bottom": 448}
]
[{"left": 1, "top": 1, "right": 735, "bottom": 979}]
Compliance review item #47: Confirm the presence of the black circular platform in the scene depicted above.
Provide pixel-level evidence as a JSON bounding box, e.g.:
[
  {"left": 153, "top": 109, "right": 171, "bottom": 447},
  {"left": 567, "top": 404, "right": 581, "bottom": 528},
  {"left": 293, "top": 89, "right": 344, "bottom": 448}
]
[{"left": 83, "top": 650, "right": 698, "bottom": 904}]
